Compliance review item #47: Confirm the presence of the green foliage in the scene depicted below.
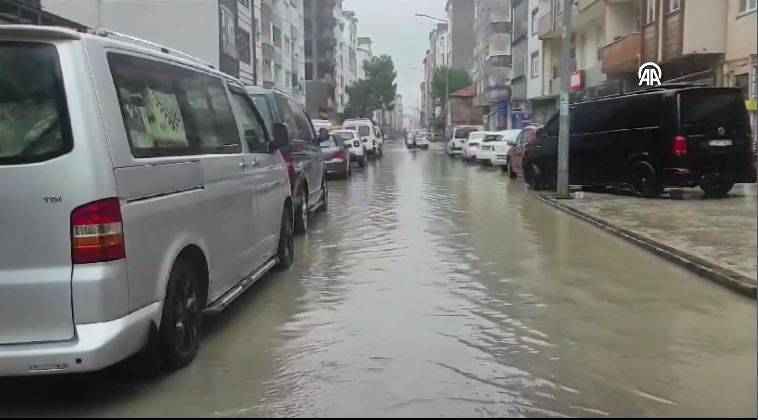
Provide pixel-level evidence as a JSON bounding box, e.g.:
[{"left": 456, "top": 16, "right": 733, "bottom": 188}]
[
  {"left": 342, "top": 54, "right": 398, "bottom": 121},
  {"left": 431, "top": 66, "right": 473, "bottom": 103}
]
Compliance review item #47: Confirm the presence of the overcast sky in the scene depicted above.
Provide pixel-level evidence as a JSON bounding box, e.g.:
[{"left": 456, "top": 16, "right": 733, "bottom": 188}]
[{"left": 343, "top": 0, "right": 447, "bottom": 116}]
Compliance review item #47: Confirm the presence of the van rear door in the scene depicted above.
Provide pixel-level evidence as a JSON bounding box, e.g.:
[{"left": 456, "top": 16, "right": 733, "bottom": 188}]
[
  {"left": 0, "top": 41, "right": 75, "bottom": 344},
  {"left": 678, "top": 89, "right": 752, "bottom": 174}
]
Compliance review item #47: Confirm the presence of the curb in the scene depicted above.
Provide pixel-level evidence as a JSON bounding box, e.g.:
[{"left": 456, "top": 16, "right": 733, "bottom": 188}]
[{"left": 537, "top": 194, "right": 757, "bottom": 298}]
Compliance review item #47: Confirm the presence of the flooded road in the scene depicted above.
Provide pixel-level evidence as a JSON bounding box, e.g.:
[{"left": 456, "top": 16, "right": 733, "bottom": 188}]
[{"left": 1, "top": 141, "right": 755, "bottom": 417}]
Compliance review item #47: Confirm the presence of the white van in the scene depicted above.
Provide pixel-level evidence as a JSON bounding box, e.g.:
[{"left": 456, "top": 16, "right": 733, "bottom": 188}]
[
  {"left": 447, "top": 125, "right": 484, "bottom": 156},
  {"left": 0, "top": 26, "right": 294, "bottom": 376},
  {"left": 343, "top": 118, "right": 383, "bottom": 157}
]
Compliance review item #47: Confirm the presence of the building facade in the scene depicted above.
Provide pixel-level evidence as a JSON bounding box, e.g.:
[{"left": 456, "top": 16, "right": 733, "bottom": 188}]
[
  {"left": 356, "top": 36, "right": 373, "bottom": 80},
  {"left": 42, "top": 0, "right": 255, "bottom": 83},
  {"left": 304, "top": 0, "right": 340, "bottom": 118},
  {"left": 334, "top": 10, "right": 358, "bottom": 113},
  {"left": 472, "top": 0, "right": 513, "bottom": 130},
  {"left": 259, "top": 0, "right": 305, "bottom": 101},
  {"left": 446, "top": 0, "right": 476, "bottom": 71}
]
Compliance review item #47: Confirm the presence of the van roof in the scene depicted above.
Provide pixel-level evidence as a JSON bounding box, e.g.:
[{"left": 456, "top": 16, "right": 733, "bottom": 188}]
[
  {"left": 574, "top": 85, "right": 743, "bottom": 104},
  {"left": 0, "top": 25, "right": 81, "bottom": 40}
]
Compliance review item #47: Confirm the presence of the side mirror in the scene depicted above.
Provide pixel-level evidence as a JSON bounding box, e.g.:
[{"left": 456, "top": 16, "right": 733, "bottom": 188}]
[
  {"left": 507, "top": 140, "right": 516, "bottom": 147},
  {"left": 271, "top": 123, "right": 291, "bottom": 149}
]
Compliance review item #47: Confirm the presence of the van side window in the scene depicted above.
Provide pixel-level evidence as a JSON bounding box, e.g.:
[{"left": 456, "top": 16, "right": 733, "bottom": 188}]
[
  {"left": 0, "top": 42, "right": 73, "bottom": 165},
  {"left": 108, "top": 53, "right": 241, "bottom": 158},
  {"left": 288, "top": 99, "right": 315, "bottom": 144},
  {"left": 543, "top": 115, "right": 559, "bottom": 138},
  {"left": 251, "top": 94, "right": 274, "bottom": 133},
  {"left": 273, "top": 93, "right": 299, "bottom": 139},
  {"left": 229, "top": 90, "right": 269, "bottom": 153}
]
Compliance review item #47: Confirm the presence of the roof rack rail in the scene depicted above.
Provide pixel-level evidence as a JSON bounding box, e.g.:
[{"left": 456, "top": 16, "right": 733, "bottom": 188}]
[{"left": 92, "top": 28, "right": 216, "bottom": 70}]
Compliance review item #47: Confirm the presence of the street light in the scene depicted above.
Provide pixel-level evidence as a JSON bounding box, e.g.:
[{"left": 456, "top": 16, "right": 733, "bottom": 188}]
[{"left": 414, "top": 12, "right": 449, "bottom": 134}]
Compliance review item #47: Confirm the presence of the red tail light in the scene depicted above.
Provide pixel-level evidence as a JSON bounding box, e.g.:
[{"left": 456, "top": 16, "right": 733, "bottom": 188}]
[
  {"left": 71, "top": 198, "right": 126, "bottom": 264},
  {"left": 334, "top": 149, "right": 346, "bottom": 160},
  {"left": 673, "top": 135, "right": 688, "bottom": 157}
]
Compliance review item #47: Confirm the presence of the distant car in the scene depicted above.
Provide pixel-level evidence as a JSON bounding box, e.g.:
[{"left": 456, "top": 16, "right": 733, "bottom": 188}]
[
  {"left": 332, "top": 129, "right": 366, "bottom": 168},
  {"left": 410, "top": 132, "right": 430, "bottom": 150},
  {"left": 318, "top": 130, "right": 351, "bottom": 179},
  {"left": 506, "top": 125, "right": 540, "bottom": 178},
  {"left": 344, "top": 118, "right": 383, "bottom": 157},
  {"left": 523, "top": 86, "right": 756, "bottom": 197},
  {"left": 478, "top": 129, "right": 521, "bottom": 167},
  {"left": 447, "top": 125, "right": 484, "bottom": 156},
  {"left": 431, "top": 132, "right": 443, "bottom": 142}
]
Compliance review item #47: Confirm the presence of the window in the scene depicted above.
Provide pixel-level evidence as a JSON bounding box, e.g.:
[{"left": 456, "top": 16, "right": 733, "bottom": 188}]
[
  {"left": 237, "top": 28, "right": 251, "bottom": 64},
  {"left": 288, "top": 99, "right": 315, "bottom": 143},
  {"left": 668, "top": 0, "right": 680, "bottom": 12},
  {"left": 530, "top": 52, "right": 539, "bottom": 78},
  {"left": 556, "top": 0, "right": 564, "bottom": 14},
  {"left": 680, "top": 91, "right": 749, "bottom": 125},
  {"left": 239, "top": 0, "right": 250, "bottom": 8},
  {"left": 0, "top": 42, "right": 73, "bottom": 165},
  {"left": 736, "top": 74, "right": 750, "bottom": 99},
  {"left": 740, "top": 0, "right": 757, "bottom": 13},
  {"left": 229, "top": 90, "right": 269, "bottom": 153},
  {"left": 220, "top": 5, "right": 238, "bottom": 58},
  {"left": 109, "top": 53, "right": 241, "bottom": 158},
  {"left": 531, "top": 9, "right": 539, "bottom": 35},
  {"left": 251, "top": 94, "right": 274, "bottom": 133},
  {"left": 273, "top": 26, "right": 282, "bottom": 48},
  {"left": 645, "top": 0, "right": 656, "bottom": 23}
]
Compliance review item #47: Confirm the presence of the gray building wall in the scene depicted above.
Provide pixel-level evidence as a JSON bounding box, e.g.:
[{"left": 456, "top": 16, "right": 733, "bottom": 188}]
[
  {"left": 446, "top": 0, "right": 475, "bottom": 71},
  {"left": 510, "top": 0, "right": 528, "bottom": 104}
]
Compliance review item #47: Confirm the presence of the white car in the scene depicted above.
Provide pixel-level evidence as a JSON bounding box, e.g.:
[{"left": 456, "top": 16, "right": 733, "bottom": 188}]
[
  {"left": 447, "top": 125, "right": 484, "bottom": 156},
  {"left": 477, "top": 129, "right": 522, "bottom": 167},
  {"left": 332, "top": 129, "right": 366, "bottom": 168},
  {"left": 409, "top": 132, "right": 430, "bottom": 150},
  {"left": 344, "top": 118, "right": 383, "bottom": 157},
  {"left": 462, "top": 131, "right": 501, "bottom": 161}
]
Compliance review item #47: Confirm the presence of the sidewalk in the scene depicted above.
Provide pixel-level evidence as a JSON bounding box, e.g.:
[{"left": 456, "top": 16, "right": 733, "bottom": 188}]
[{"left": 539, "top": 184, "right": 757, "bottom": 297}]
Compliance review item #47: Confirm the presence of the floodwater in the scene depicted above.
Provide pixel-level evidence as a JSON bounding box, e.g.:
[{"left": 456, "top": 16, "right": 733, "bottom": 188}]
[{"left": 0, "top": 141, "right": 755, "bottom": 417}]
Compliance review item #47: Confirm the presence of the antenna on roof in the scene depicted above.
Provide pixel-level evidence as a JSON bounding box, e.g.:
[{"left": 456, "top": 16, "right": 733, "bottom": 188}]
[{"left": 93, "top": 29, "right": 216, "bottom": 69}]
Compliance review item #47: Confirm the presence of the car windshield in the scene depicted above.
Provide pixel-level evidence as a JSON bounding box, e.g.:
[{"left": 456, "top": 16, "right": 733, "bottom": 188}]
[{"left": 455, "top": 127, "right": 480, "bottom": 138}]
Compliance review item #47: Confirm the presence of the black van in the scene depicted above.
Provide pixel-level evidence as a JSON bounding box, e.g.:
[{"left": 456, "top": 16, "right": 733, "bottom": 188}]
[{"left": 524, "top": 86, "right": 756, "bottom": 197}]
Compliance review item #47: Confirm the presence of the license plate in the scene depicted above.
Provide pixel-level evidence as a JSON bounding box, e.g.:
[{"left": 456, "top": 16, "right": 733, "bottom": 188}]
[{"left": 709, "top": 139, "right": 732, "bottom": 146}]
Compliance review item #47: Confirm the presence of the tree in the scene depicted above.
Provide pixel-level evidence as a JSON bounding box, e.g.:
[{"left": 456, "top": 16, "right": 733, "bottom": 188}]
[
  {"left": 341, "top": 55, "right": 398, "bottom": 123},
  {"left": 431, "top": 66, "right": 473, "bottom": 105}
]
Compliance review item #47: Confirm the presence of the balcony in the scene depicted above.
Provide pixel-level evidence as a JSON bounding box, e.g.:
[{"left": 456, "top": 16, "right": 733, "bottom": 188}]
[
  {"left": 487, "top": 53, "right": 512, "bottom": 68},
  {"left": 602, "top": 32, "right": 640, "bottom": 74},
  {"left": 538, "top": 10, "right": 558, "bottom": 39}
]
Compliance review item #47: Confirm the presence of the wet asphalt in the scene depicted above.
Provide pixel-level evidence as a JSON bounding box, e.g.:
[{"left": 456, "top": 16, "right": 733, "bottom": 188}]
[{"left": 0, "top": 140, "right": 755, "bottom": 417}]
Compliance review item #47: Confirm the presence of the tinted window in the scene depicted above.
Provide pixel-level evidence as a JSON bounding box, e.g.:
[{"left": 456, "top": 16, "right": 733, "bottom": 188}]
[
  {"left": 357, "top": 126, "right": 371, "bottom": 137},
  {"left": 543, "top": 115, "right": 559, "bottom": 137},
  {"left": 680, "top": 90, "right": 749, "bottom": 125},
  {"left": 273, "top": 93, "right": 301, "bottom": 140},
  {"left": 455, "top": 127, "right": 479, "bottom": 138},
  {"left": 288, "top": 99, "right": 315, "bottom": 143},
  {"left": 333, "top": 131, "right": 355, "bottom": 141},
  {"left": 613, "top": 94, "right": 663, "bottom": 130},
  {"left": 0, "top": 42, "right": 72, "bottom": 165},
  {"left": 251, "top": 94, "right": 274, "bottom": 133},
  {"left": 109, "top": 53, "right": 241, "bottom": 157},
  {"left": 229, "top": 90, "right": 269, "bottom": 153}
]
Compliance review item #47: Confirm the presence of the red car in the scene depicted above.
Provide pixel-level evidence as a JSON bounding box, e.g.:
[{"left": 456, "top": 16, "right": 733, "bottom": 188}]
[{"left": 505, "top": 125, "right": 541, "bottom": 179}]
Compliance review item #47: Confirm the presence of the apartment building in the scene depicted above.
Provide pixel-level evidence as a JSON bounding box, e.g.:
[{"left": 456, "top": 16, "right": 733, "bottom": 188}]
[
  {"left": 357, "top": 36, "right": 373, "bottom": 79},
  {"left": 42, "top": 0, "right": 258, "bottom": 83},
  {"left": 334, "top": 10, "right": 358, "bottom": 113},
  {"left": 259, "top": 0, "right": 305, "bottom": 101},
  {"left": 526, "top": 0, "right": 553, "bottom": 123},
  {"left": 446, "top": 0, "right": 476, "bottom": 71},
  {"left": 724, "top": 0, "right": 757, "bottom": 139},
  {"left": 472, "top": 0, "right": 512, "bottom": 130},
  {"left": 0, "top": 0, "right": 86, "bottom": 28},
  {"left": 304, "top": 0, "right": 340, "bottom": 118}
]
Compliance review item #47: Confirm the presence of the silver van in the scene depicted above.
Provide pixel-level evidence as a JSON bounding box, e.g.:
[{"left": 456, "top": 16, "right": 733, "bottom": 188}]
[{"left": 0, "top": 26, "right": 295, "bottom": 376}]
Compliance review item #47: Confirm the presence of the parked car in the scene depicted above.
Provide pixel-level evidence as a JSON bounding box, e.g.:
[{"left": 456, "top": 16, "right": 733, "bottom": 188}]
[
  {"left": 447, "top": 124, "right": 484, "bottom": 156},
  {"left": 332, "top": 129, "right": 366, "bottom": 168},
  {"left": 462, "top": 131, "right": 501, "bottom": 161},
  {"left": 0, "top": 25, "right": 295, "bottom": 377},
  {"left": 431, "top": 132, "right": 443, "bottom": 142},
  {"left": 523, "top": 86, "right": 756, "bottom": 197},
  {"left": 245, "top": 85, "right": 327, "bottom": 229},
  {"left": 318, "top": 129, "right": 351, "bottom": 179},
  {"left": 506, "top": 125, "right": 540, "bottom": 178},
  {"left": 343, "top": 118, "right": 383, "bottom": 157},
  {"left": 478, "top": 129, "right": 521, "bottom": 167}
]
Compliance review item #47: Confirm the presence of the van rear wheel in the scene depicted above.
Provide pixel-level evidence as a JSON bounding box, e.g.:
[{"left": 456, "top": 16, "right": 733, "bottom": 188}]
[
  {"left": 275, "top": 204, "right": 294, "bottom": 269},
  {"left": 294, "top": 187, "right": 309, "bottom": 234},
  {"left": 159, "top": 258, "right": 203, "bottom": 371},
  {"left": 629, "top": 161, "right": 662, "bottom": 198},
  {"left": 701, "top": 176, "right": 734, "bottom": 198},
  {"left": 527, "top": 163, "right": 546, "bottom": 191}
]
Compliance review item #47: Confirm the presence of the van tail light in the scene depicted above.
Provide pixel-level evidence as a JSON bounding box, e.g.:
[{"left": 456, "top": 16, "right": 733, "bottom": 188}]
[
  {"left": 71, "top": 198, "right": 126, "bottom": 264},
  {"left": 283, "top": 153, "right": 295, "bottom": 174},
  {"left": 334, "top": 149, "right": 346, "bottom": 160},
  {"left": 673, "top": 135, "right": 688, "bottom": 157},
  {"left": 362, "top": 138, "right": 368, "bottom": 143}
]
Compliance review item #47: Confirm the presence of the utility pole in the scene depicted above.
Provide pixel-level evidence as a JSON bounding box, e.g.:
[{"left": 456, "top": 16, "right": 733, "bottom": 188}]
[{"left": 556, "top": 0, "right": 572, "bottom": 198}]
